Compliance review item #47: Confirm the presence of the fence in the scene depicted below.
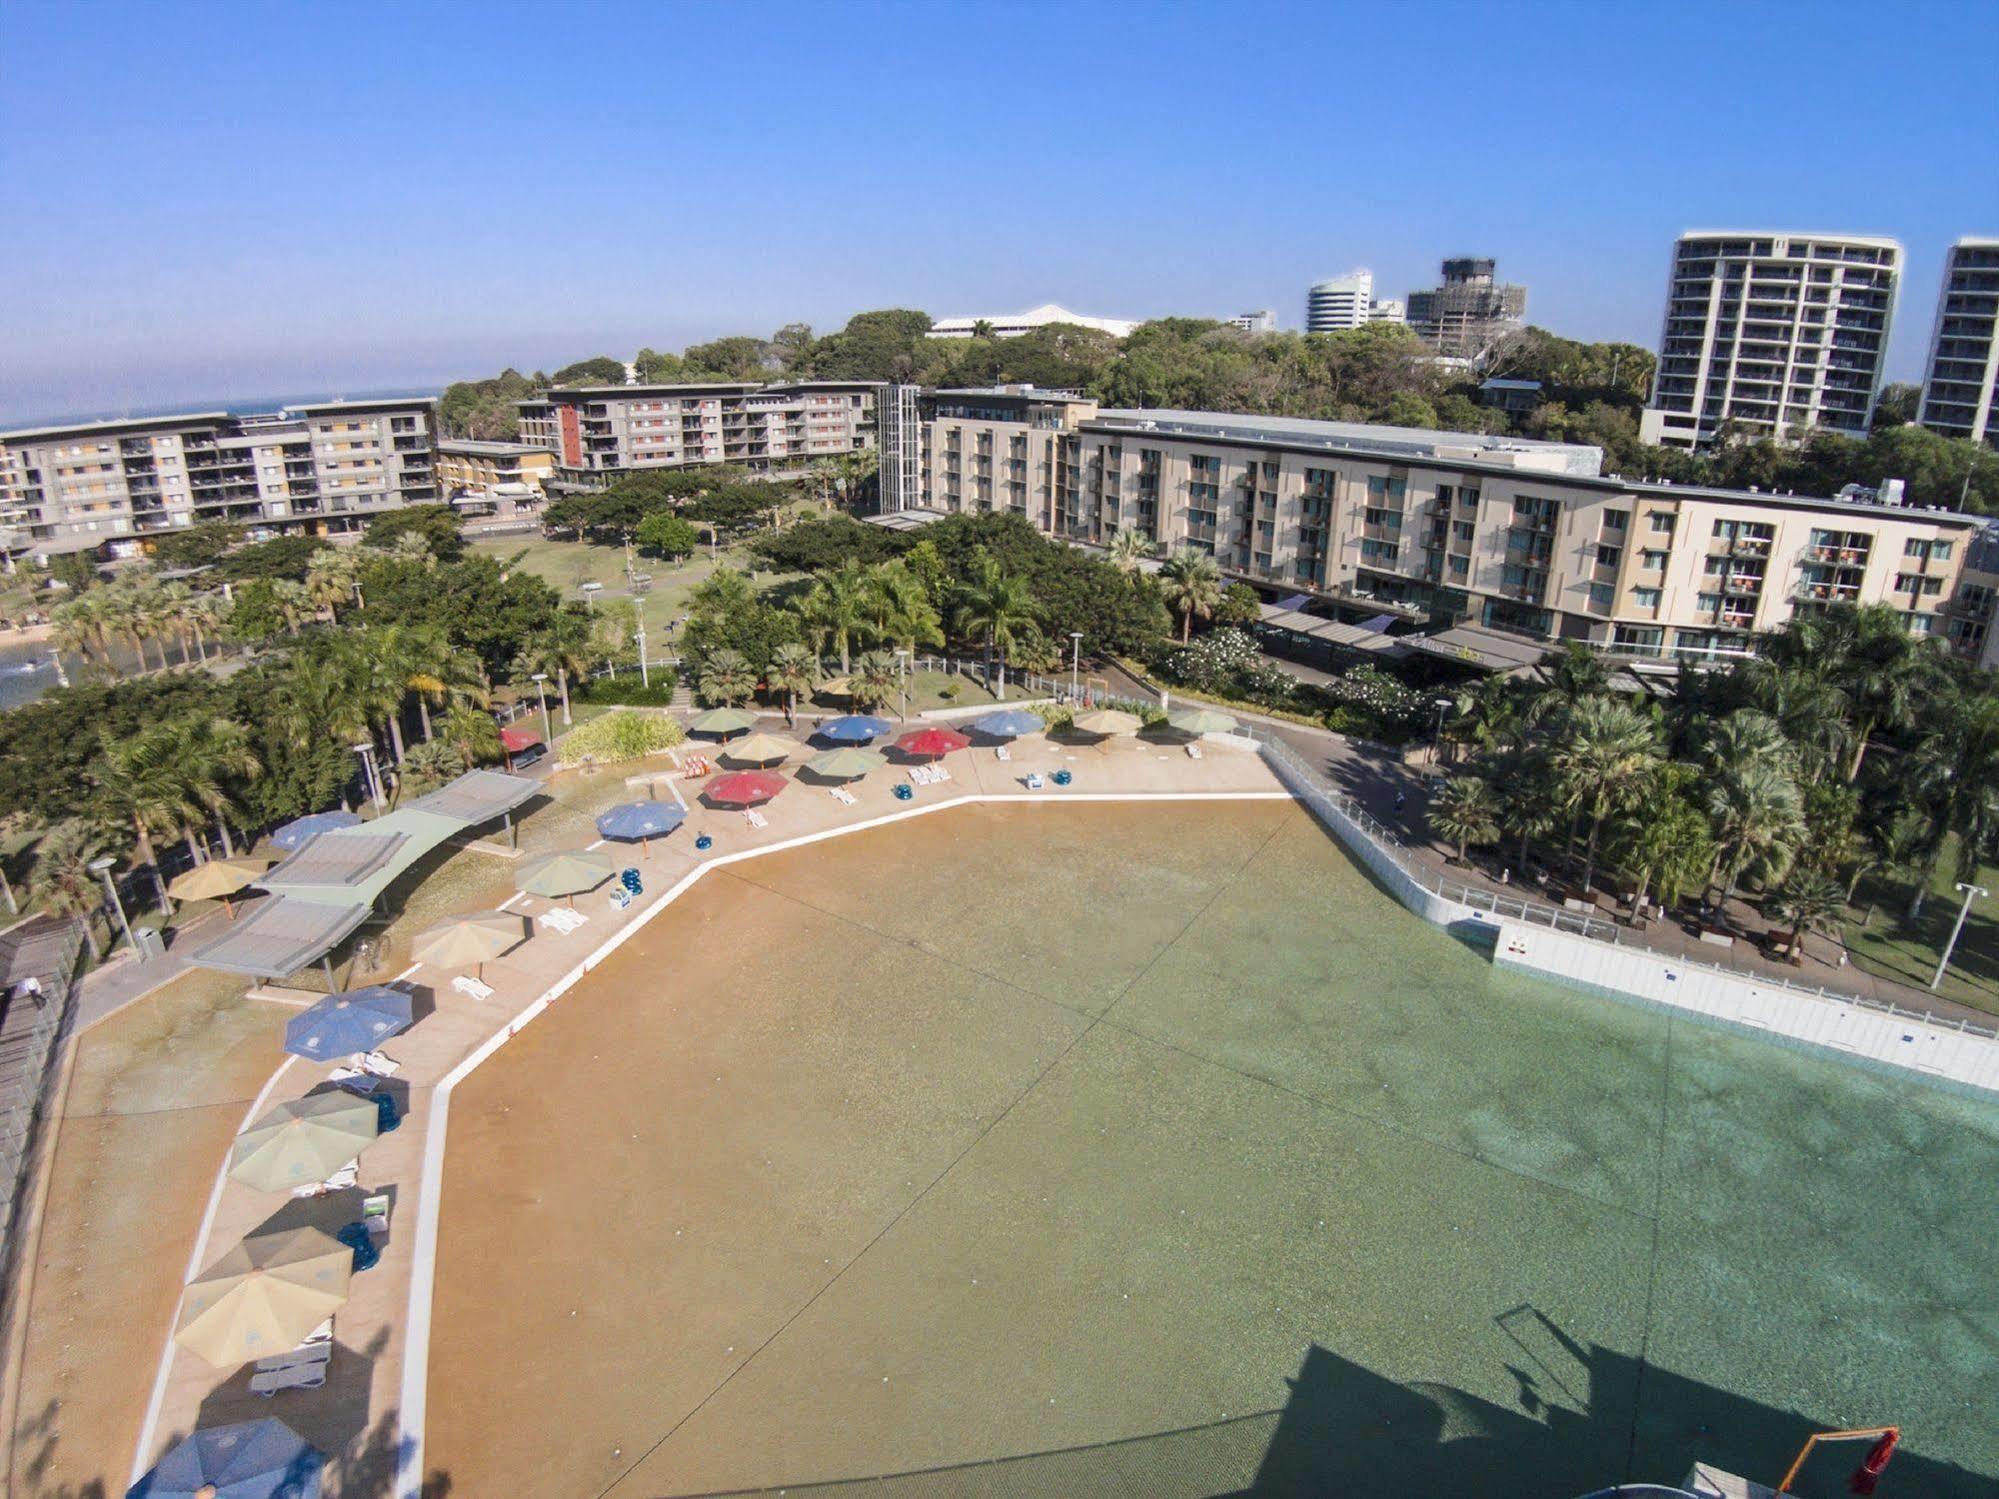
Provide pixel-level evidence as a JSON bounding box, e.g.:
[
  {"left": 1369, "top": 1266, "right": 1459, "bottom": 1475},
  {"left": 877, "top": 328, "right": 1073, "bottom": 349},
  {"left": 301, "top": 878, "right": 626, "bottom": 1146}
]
[{"left": 0, "top": 917, "right": 86, "bottom": 1320}]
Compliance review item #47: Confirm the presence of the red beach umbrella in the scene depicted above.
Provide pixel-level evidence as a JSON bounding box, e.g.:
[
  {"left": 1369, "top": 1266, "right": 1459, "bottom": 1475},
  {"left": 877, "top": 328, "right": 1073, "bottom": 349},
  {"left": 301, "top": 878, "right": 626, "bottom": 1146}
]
[
  {"left": 499, "top": 725, "right": 542, "bottom": 753},
  {"left": 896, "top": 727, "right": 970, "bottom": 759},
  {"left": 705, "top": 769, "right": 787, "bottom": 807}
]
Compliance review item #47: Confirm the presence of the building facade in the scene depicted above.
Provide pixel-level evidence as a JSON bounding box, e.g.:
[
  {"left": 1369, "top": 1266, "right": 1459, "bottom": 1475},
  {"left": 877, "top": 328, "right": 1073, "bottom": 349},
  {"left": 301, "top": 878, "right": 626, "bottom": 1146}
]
[
  {"left": 1230, "top": 310, "right": 1278, "bottom": 334},
  {"left": 0, "top": 398, "right": 438, "bottom": 561},
  {"left": 1368, "top": 299, "right": 1407, "bottom": 324},
  {"left": 514, "top": 381, "right": 879, "bottom": 490},
  {"left": 1406, "top": 258, "right": 1527, "bottom": 358},
  {"left": 926, "top": 304, "right": 1139, "bottom": 339},
  {"left": 437, "top": 438, "right": 556, "bottom": 520},
  {"left": 1640, "top": 231, "right": 1902, "bottom": 451},
  {"left": 1306, "top": 272, "right": 1373, "bottom": 333},
  {"left": 900, "top": 395, "right": 1981, "bottom": 666},
  {"left": 1919, "top": 237, "right": 1999, "bottom": 449}
]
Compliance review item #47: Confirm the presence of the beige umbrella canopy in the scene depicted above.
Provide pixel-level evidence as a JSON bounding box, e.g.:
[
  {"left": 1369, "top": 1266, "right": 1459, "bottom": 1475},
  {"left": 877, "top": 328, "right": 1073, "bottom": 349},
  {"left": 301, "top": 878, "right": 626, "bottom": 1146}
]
[
  {"left": 174, "top": 1226, "right": 352, "bottom": 1368},
  {"left": 167, "top": 856, "right": 273, "bottom": 918},
  {"left": 1072, "top": 708, "right": 1143, "bottom": 736},
  {"left": 412, "top": 910, "right": 527, "bottom": 977},
  {"left": 513, "top": 850, "right": 613, "bottom": 907},
  {"left": 230, "top": 1093, "right": 380, "bottom": 1194},
  {"left": 1166, "top": 706, "right": 1239, "bottom": 736},
  {"left": 721, "top": 731, "right": 796, "bottom": 766}
]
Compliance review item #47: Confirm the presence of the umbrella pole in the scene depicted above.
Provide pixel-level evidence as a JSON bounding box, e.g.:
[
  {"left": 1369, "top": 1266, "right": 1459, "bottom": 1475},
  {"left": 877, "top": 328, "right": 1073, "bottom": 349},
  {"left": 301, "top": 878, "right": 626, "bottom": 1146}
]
[
  {"left": 322, "top": 954, "right": 336, "bottom": 991},
  {"left": 223, "top": 894, "right": 236, "bottom": 920}
]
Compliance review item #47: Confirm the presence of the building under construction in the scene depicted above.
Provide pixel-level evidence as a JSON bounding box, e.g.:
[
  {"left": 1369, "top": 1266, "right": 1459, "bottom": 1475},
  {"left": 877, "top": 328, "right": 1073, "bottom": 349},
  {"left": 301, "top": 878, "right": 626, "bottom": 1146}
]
[{"left": 1407, "top": 256, "right": 1528, "bottom": 359}]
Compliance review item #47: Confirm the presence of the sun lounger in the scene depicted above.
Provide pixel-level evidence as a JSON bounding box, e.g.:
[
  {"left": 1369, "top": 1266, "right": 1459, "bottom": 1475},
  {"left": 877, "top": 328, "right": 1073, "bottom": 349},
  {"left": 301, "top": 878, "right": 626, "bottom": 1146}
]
[
  {"left": 251, "top": 1361, "right": 326, "bottom": 1396},
  {"left": 358, "top": 1051, "right": 399, "bottom": 1078},
  {"left": 610, "top": 886, "right": 634, "bottom": 909},
  {"left": 1186, "top": 742, "right": 1204, "bottom": 759},
  {"left": 362, "top": 1193, "right": 391, "bottom": 1236},
  {"left": 1025, "top": 773, "right": 1046, "bottom": 790},
  {"left": 255, "top": 1339, "right": 333, "bottom": 1374},
  {"left": 995, "top": 744, "right": 1011, "bottom": 761},
  {"left": 452, "top": 974, "right": 495, "bottom": 1002},
  {"left": 746, "top": 809, "right": 769, "bottom": 829},
  {"left": 326, "top": 1067, "right": 376, "bottom": 1095},
  {"left": 290, "top": 1160, "right": 358, "bottom": 1199},
  {"left": 541, "top": 907, "right": 587, "bottom": 934}
]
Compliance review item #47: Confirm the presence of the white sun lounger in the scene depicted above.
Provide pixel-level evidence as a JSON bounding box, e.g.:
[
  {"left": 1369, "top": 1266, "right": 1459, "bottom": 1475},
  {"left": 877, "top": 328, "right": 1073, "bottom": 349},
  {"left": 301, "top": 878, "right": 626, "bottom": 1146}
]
[
  {"left": 326, "top": 1067, "right": 377, "bottom": 1095},
  {"left": 746, "top": 809, "right": 769, "bottom": 829},
  {"left": 357, "top": 1051, "right": 399, "bottom": 1078},
  {"left": 1186, "top": 742, "right": 1204, "bottom": 759},
  {"left": 290, "top": 1160, "right": 358, "bottom": 1199},
  {"left": 362, "top": 1193, "right": 391, "bottom": 1235},
  {"left": 251, "top": 1361, "right": 326, "bottom": 1396},
  {"left": 541, "top": 907, "right": 587, "bottom": 935},
  {"left": 1025, "top": 773, "right": 1046, "bottom": 790},
  {"left": 453, "top": 974, "right": 495, "bottom": 1002},
  {"left": 995, "top": 744, "right": 1011, "bottom": 761}
]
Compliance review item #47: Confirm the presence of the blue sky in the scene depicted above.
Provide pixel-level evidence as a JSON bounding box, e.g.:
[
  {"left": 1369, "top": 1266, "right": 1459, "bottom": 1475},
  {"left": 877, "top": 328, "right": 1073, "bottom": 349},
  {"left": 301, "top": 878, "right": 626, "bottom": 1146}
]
[{"left": 2, "top": 0, "right": 1994, "bottom": 421}]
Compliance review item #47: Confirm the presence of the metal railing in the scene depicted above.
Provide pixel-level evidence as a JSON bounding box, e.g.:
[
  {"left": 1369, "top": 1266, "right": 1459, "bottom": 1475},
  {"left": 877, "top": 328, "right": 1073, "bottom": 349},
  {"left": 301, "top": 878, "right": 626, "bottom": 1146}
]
[{"left": 0, "top": 918, "right": 86, "bottom": 1306}]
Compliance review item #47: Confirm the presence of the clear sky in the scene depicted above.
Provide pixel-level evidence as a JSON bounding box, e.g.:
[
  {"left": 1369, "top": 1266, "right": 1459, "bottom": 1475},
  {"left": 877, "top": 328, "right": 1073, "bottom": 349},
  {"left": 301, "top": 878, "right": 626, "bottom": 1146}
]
[{"left": 3, "top": 0, "right": 1994, "bottom": 422}]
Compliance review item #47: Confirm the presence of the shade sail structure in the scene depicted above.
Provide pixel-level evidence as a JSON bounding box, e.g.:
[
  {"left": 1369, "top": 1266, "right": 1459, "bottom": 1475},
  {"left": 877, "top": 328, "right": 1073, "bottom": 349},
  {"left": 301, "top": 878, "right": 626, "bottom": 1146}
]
[
  {"left": 514, "top": 849, "right": 614, "bottom": 900},
  {"left": 192, "top": 769, "right": 537, "bottom": 980},
  {"left": 168, "top": 857, "right": 273, "bottom": 905},
  {"left": 720, "top": 731, "right": 795, "bottom": 766},
  {"left": 971, "top": 708, "right": 1045, "bottom": 738},
  {"left": 1166, "top": 706, "right": 1240, "bottom": 736},
  {"left": 230, "top": 1093, "right": 380, "bottom": 1193},
  {"left": 498, "top": 724, "right": 542, "bottom": 754},
  {"left": 689, "top": 707, "right": 756, "bottom": 737},
  {"left": 283, "top": 985, "right": 414, "bottom": 1063},
  {"left": 269, "top": 811, "right": 361, "bottom": 853},
  {"left": 819, "top": 714, "right": 892, "bottom": 743},
  {"left": 705, "top": 770, "right": 787, "bottom": 807},
  {"left": 805, "top": 747, "right": 887, "bottom": 780},
  {"left": 127, "top": 1417, "right": 324, "bottom": 1499},
  {"left": 895, "top": 726, "right": 970, "bottom": 758},
  {"left": 596, "top": 802, "right": 687, "bottom": 843},
  {"left": 1072, "top": 708, "right": 1143, "bottom": 735},
  {"left": 412, "top": 910, "right": 526, "bottom": 971},
  {"left": 175, "top": 1228, "right": 352, "bottom": 1368}
]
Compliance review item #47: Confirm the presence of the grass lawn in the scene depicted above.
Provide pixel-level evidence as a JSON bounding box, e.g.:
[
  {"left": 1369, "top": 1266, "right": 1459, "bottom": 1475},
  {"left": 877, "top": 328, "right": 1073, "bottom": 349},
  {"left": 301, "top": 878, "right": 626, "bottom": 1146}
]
[
  {"left": 466, "top": 531, "right": 802, "bottom": 634},
  {"left": 1843, "top": 834, "right": 1999, "bottom": 1018}
]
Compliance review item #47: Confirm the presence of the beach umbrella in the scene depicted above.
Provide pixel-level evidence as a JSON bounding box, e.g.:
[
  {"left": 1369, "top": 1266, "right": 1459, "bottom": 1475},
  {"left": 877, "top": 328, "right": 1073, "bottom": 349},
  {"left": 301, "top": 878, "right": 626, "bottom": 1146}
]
[
  {"left": 688, "top": 707, "right": 756, "bottom": 739},
  {"left": 514, "top": 849, "right": 614, "bottom": 906},
  {"left": 1167, "top": 706, "right": 1240, "bottom": 736},
  {"left": 705, "top": 769, "right": 787, "bottom": 807},
  {"left": 1072, "top": 708, "right": 1142, "bottom": 736},
  {"left": 174, "top": 1228, "right": 352, "bottom": 1369},
  {"left": 269, "top": 811, "right": 361, "bottom": 853},
  {"left": 229, "top": 1093, "right": 380, "bottom": 1193},
  {"left": 595, "top": 801, "right": 687, "bottom": 851},
  {"left": 412, "top": 910, "right": 526, "bottom": 977},
  {"left": 820, "top": 714, "right": 891, "bottom": 743},
  {"left": 283, "top": 985, "right": 413, "bottom": 1063},
  {"left": 167, "top": 856, "right": 273, "bottom": 919},
  {"left": 896, "top": 726, "right": 970, "bottom": 759},
  {"left": 721, "top": 731, "right": 795, "bottom": 766},
  {"left": 806, "top": 747, "right": 887, "bottom": 781},
  {"left": 127, "top": 1417, "right": 324, "bottom": 1499},
  {"left": 971, "top": 708, "right": 1045, "bottom": 739},
  {"left": 818, "top": 676, "right": 853, "bottom": 698}
]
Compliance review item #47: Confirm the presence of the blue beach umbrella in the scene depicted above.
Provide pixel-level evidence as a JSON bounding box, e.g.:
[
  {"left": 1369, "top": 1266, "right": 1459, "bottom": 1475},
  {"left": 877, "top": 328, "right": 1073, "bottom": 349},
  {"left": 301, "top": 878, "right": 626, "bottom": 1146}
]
[
  {"left": 284, "top": 986, "right": 414, "bottom": 1063},
  {"left": 819, "top": 714, "right": 892, "bottom": 743},
  {"left": 269, "top": 811, "right": 362, "bottom": 852},
  {"left": 971, "top": 708, "right": 1045, "bottom": 738},
  {"left": 596, "top": 801, "right": 688, "bottom": 846},
  {"left": 127, "top": 1417, "right": 324, "bottom": 1499}
]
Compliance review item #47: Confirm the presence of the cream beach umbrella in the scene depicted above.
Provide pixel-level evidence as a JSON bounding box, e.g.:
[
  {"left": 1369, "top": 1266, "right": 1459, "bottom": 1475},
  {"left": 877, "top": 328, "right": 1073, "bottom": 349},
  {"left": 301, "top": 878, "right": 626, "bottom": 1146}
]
[
  {"left": 229, "top": 1093, "right": 380, "bottom": 1194},
  {"left": 514, "top": 849, "right": 613, "bottom": 907},
  {"left": 805, "top": 746, "right": 886, "bottom": 781},
  {"left": 412, "top": 910, "right": 526, "bottom": 978},
  {"left": 174, "top": 1227, "right": 352, "bottom": 1368},
  {"left": 721, "top": 731, "right": 795, "bottom": 766},
  {"left": 1166, "top": 706, "right": 1239, "bottom": 736},
  {"left": 167, "top": 856, "right": 273, "bottom": 919},
  {"left": 688, "top": 707, "right": 756, "bottom": 738},
  {"left": 1072, "top": 708, "right": 1142, "bottom": 736}
]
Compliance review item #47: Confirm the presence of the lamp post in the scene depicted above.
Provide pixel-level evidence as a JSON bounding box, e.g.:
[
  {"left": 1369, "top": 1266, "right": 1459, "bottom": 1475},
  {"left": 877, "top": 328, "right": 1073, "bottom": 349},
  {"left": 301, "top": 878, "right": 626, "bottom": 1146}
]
[
  {"left": 894, "top": 649, "right": 910, "bottom": 721},
  {"left": 1430, "top": 697, "right": 1453, "bottom": 765},
  {"left": 89, "top": 856, "right": 134, "bottom": 956},
  {"left": 635, "top": 606, "right": 649, "bottom": 691},
  {"left": 352, "top": 742, "right": 383, "bottom": 810},
  {"left": 1070, "top": 632, "right": 1083, "bottom": 703},
  {"left": 1931, "top": 881, "right": 1988, "bottom": 991},
  {"left": 531, "top": 672, "right": 552, "bottom": 745}
]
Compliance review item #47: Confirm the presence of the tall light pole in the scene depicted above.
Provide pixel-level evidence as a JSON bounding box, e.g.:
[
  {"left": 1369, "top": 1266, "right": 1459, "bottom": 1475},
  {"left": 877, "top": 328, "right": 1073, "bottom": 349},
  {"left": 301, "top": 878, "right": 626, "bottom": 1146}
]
[
  {"left": 89, "top": 856, "right": 134, "bottom": 956},
  {"left": 1931, "top": 881, "right": 1988, "bottom": 991},
  {"left": 635, "top": 604, "right": 649, "bottom": 691},
  {"left": 352, "top": 742, "right": 383, "bottom": 810},
  {"left": 532, "top": 672, "right": 552, "bottom": 744},
  {"left": 1430, "top": 697, "right": 1453, "bottom": 765},
  {"left": 894, "top": 649, "right": 910, "bottom": 720},
  {"left": 1070, "top": 632, "right": 1083, "bottom": 703}
]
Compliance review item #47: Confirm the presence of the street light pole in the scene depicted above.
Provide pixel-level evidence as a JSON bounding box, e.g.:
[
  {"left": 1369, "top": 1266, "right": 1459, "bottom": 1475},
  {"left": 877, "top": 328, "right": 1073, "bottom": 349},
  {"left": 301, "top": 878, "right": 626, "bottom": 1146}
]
[
  {"left": 894, "top": 649, "right": 909, "bottom": 721},
  {"left": 89, "top": 856, "right": 134, "bottom": 956},
  {"left": 1931, "top": 881, "right": 1988, "bottom": 991},
  {"left": 352, "top": 742, "right": 383, "bottom": 810},
  {"left": 636, "top": 608, "right": 650, "bottom": 691},
  {"left": 1070, "top": 632, "right": 1083, "bottom": 703},
  {"left": 1431, "top": 697, "right": 1453, "bottom": 766},
  {"left": 532, "top": 672, "right": 552, "bottom": 745}
]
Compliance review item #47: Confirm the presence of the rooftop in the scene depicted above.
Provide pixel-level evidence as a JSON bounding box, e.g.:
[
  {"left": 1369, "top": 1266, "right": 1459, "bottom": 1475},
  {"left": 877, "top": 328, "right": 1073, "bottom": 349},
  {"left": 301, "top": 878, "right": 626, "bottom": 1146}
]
[
  {"left": 1085, "top": 409, "right": 1604, "bottom": 477},
  {"left": 439, "top": 437, "right": 552, "bottom": 457}
]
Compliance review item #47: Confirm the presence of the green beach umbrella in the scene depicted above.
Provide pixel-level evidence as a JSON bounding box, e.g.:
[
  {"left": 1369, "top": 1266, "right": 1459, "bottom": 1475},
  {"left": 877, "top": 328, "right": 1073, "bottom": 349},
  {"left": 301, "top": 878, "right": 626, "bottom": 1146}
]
[
  {"left": 689, "top": 707, "right": 757, "bottom": 738},
  {"left": 514, "top": 849, "right": 614, "bottom": 905},
  {"left": 805, "top": 746, "right": 887, "bottom": 780},
  {"left": 229, "top": 1093, "right": 380, "bottom": 1193},
  {"left": 722, "top": 731, "right": 796, "bottom": 766},
  {"left": 1072, "top": 708, "right": 1142, "bottom": 736},
  {"left": 1167, "top": 707, "right": 1239, "bottom": 736}
]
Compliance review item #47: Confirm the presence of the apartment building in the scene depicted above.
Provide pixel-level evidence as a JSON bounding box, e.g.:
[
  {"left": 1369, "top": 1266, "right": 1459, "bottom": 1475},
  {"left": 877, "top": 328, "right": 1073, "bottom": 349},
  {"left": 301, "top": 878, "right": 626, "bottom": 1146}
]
[
  {"left": 1919, "top": 237, "right": 1999, "bottom": 449},
  {"left": 1641, "top": 232, "right": 1902, "bottom": 451},
  {"left": 515, "top": 381, "right": 878, "bottom": 490},
  {"left": 1306, "top": 271, "right": 1373, "bottom": 332},
  {"left": 437, "top": 438, "right": 556, "bottom": 520},
  {"left": 898, "top": 392, "right": 1981, "bottom": 666},
  {"left": 0, "top": 398, "right": 438, "bottom": 561},
  {"left": 1230, "top": 310, "right": 1278, "bottom": 333},
  {"left": 1406, "top": 258, "right": 1527, "bottom": 357}
]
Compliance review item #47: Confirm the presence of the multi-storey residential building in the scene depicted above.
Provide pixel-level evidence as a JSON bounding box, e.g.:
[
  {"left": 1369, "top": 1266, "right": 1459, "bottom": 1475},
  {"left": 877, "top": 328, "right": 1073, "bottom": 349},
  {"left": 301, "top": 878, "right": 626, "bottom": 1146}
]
[
  {"left": 1307, "top": 271, "right": 1373, "bottom": 333},
  {"left": 1919, "top": 237, "right": 1999, "bottom": 449},
  {"left": 514, "top": 381, "right": 879, "bottom": 490},
  {"left": 1230, "top": 310, "right": 1278, "bottom": 333},
  {"left": 0, "top": 398, "right": 437, "bottom": 561},
  {"left": 437, "top": 438, "right": 556, "bottom": 519},
  {"left": 1406, "top": 258, "right": 1527, "bottom": 357},
  {"left": 1368, "top": 299, "right": 1407, "bottom": 324},
  {"left": 895, "top": 393, "right": 1981, "bottom": 667},
  {"left": 1641, "top": 232, "right": 1902, "bottom": 451}
]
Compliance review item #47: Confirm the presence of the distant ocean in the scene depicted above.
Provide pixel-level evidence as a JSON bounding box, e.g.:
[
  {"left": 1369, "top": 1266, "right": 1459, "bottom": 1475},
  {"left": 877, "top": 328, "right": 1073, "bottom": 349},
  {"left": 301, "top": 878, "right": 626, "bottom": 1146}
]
[{"left": 2, "top": 385, "right": 442, "bottom": 429}]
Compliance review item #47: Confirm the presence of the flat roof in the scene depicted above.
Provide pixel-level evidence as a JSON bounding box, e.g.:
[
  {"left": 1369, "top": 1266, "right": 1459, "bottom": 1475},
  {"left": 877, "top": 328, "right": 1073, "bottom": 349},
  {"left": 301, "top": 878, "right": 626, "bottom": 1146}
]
[
  {"left": 262, "top": 831, "right": 411, "bottom": 892},
  {"left": 863, "top": 508, "right": 947, "bottom": 531},
  {"left": 404, "top": 768, "right": 540, "bottom": 824},
  {"left": 439, "top": 438, "right": 550, "bottom": 456},
  {"left": 287, "top": 397, "right": 436, "bottom": 414},
  {"left": 1403, "top": 624, "right": 1552, "bottom": 672},
  {"left": 1678, "top": 230, "right": 1903, "bottom": 249},
  {"left": 190, "top": 896, "right": 375, "bottom": 979},
  {"left": 1, "top": 412, "right": 230, "bottom": 443},
  {"left": 1086, "top": 409, "right": 1603, "bottom": 475}
]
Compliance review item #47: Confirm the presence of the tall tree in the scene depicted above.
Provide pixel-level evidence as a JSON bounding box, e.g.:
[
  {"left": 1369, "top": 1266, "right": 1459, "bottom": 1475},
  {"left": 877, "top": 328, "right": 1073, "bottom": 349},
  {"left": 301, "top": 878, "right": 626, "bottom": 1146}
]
[
  {"left": 1157, "top": 548, "right": 1224, "bottom": 644},
  {"left": 1551, "top": 698, "right": 1662, "bottom": 892},
  {"left": 950, "top": 558, "right": 1041, "bottom": 690}
]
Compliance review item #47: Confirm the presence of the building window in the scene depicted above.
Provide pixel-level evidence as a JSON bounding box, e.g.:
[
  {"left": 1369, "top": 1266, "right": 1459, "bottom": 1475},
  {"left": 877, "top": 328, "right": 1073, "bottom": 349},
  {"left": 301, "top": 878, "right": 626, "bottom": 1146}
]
[
  {"left": 1633, "top": 587, "right": 1662, "bottom": 609},
  {"left": 1589, "top": 583, "right": 1615, "bottom": 610},
  {"left": 1640, "top": 550, "right": 1668, "bottom": 570},
  {"left": 1596, "top": 544, "right": 1622, "bottom": 567},
  {"left": 1697, "top": 592, "right": 1722, "bottom": 612},
  {"left": 1603, "top": 509, "right": 1628, "bottom": 531}
]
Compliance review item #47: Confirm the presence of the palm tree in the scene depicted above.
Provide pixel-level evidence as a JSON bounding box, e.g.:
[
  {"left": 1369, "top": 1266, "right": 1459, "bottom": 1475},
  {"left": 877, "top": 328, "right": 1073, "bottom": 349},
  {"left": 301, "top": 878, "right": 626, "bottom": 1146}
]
[
  {"left": 153, "top": 582, "right": 198, "bottom": 665},
  {"left": 402, "top": 625, "right": 487, "bottom": 742},
  {"left": 797, "top": 558, "right": 874, "bottom": 673},
  {"left": 172, "top": 715, "right": 262, "bottom": 857},
  {"left": 1909, "top": 687, "right": 1999, "bottom": 911},
  {"left": 849, "top": 650, "right": 898, "bottom": 712},
  {"left": 1551, "top": 698, "right": 1662, "bottom": 892},
  {"left": 49, "top": 597, "right": 102, "bottom": 674},
  {"left": 391, "top": 532, "right": 436, "bottom": 569},
  {"left": 28, "top": 819, "right": 112, "bottom": 961},
  {"left": 1738, "top": 659, "right": 1851, "bottom": 784},
  {"left": 697, "top": 648, "right": 757, "bottom": 707},
  {"left": 1108, "top": 529, "right": 1153, "bottom": 574},
  {"left": 951, "top": 558, "right": 1040, "bottom": 693},
  {"left": 767, "top": 642, "right": 817, "bottom": 725},
  {"left": 271, "top": 578, "right": 314, "bottom": 636},
  {"left": 1158, "top": 548, "right": 1223, "bottom": 643},
  {"left": 1524, "top": 642, "right": 1612, "bottom": 724},
  {"left": 1605, "top": 768, "right": 1714, "bottom": 918},
  {"left": 93, "top": 723, "right": 207, "bottom": 900},
  {"left": 512, "top": 612, "right": 595, "bottom": 727},
  {"left": 1766, "top": 869, "right": 1845, "bottom": 965},
  {"left": 0, "top": 810, "right": 37, "bottom": 917},
  {"left": 1865, "top": 806, "right": 1934, "bottom": 924},
  {"left": 1705, "top": 758, "right": 1806, "bottom": 905},
  {"left": 341, "top": 628, "right": 415, "bottom": 765},
  {"left": 864, "top": 561, "right": 944, "bottom": 654},
  {"left": 185, "top": 589, "right": 225, "bottom": 663},
  {"left": 305, "top": 547, "right": 362, "bottom": 619},
  {"left": 1430, "top": 776, "right": 1499, "bottom": 864}
]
